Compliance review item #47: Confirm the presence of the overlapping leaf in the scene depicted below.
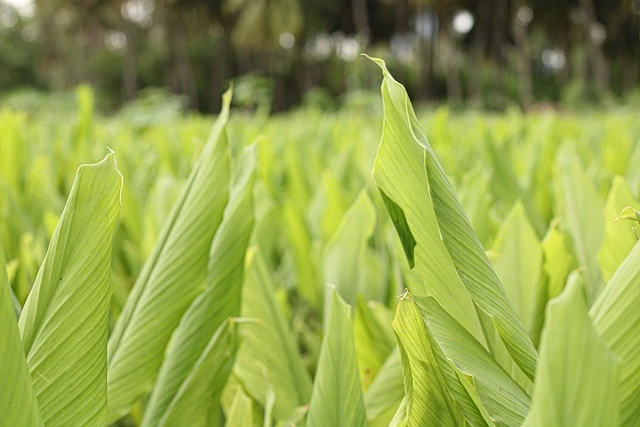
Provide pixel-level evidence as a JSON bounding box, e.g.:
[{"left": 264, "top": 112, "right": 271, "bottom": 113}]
[
  {"left": 591, "top": 241, "right": 640, "bottom": 426},
  {"left": 107, "top": 91, "right": 232, "bottom": 420},
  {"left": 418, "top": 296, "right": 531, "bottom": 426},
  {"left": 235, "top": 248, "right": 312, "bottom": 422},
  {"left": 156, "top": 320, "right": 239, "bottom": 427},
  {"left": 369, "top": 56, "right": 538, "bottom": 380},
  {"left": 142, "top": 145, "right": 256, "bottom": 426}
]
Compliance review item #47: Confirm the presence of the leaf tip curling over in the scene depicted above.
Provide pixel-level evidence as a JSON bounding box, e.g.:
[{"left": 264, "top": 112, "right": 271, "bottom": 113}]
[{"left": 614, "top": 206, "right": 640, "bottom": 224}]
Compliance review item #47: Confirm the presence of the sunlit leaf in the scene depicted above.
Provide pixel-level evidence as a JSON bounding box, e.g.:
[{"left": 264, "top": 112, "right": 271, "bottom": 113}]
[{"left": 19, "top": 153, "right": 122, "bottom": 426}]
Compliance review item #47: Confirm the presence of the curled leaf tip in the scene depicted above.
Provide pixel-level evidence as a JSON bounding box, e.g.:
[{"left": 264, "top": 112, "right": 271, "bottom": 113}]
[
  {"left": 398, "top": 288, "right": 412, "bottom": 301},
  {"left": 614, "top": 206, "right": 640, "bottom": 224}
]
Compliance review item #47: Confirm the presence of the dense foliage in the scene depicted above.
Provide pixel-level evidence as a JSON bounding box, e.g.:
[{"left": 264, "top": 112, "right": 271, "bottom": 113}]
[{"left": 2, "top": 61, "right": 640, "bottom": 426}]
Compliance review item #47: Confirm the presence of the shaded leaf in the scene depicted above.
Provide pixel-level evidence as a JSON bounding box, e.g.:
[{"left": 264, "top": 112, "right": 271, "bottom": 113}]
[
  {"left": 235, "top": 248, "right": 312, "bottom": 422},
  {"left": 523, "top": 279, "right": 619, "bottom": 426},
  {"left": 0, "top": 245, "right": 42, "bottom": 426}
]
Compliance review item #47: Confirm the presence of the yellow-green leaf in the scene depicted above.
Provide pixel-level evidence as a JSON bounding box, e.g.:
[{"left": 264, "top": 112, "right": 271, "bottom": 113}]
[{"left": 19, "top": 153, "right": 122, "bottom": 426}]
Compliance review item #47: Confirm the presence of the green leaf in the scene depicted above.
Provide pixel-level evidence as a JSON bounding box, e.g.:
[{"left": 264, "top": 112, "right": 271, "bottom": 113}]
[
  {"left": 107, "top": 90, "right": 232, "bottom": 420},
  {"left": 226, "top": 388, "right": 254, "bottom": 427},
  {"left": 488, "top": 201, "right": 544, "bottom": 338},
  {"left": 306, "top": 289, "right": 366, "bottom": 427},
  {"left": 0, "top": 245, "right": 43, "bottom": 426},
  {"left": 390, "top": 293, "right": 466, "bottom": 426},
  {"left": 158, "top": 320, "right": 240, "bottom": 427},
  {"left": 364, "top": 348, "right": 403, "bottom": 427},
  {"left": 392, "top": 293, "right": 487, "bottom": 426},
  {"left": 322, "top": 190, "right": 376, "bottom": 305},
  {"left": 598, "top": 177, "right": 640, "bottom": 282},
  {"left": 282, "top": 200, "right": 321, "bottom": 306},
  {"left": 235, "top": 248, "right": 312, "bottom": 422},
  {"left": 483, "top": 135, "right": 545, "bottom": 237},
  {"left": 542, "top": 221, "right": 574, "bottom": 301},
  {"left": 591, "top": 241, "right": 640, "bottom": 426},
  {"left": 143, "top": 145, "right": 256, "bottom": 426},
  {"left": 523, "top": 279, "right": 619, "bottom": 426},
  {"left": 18, "top": 153, "right": 122, "bottom": 426},
  {"left": 458, "top": 165, "right": 496, "bottom": 247},
  {"left": 367, "top": 56, "right": 484, "bottom": 349},
  {"left": 614, "top": 206, "right": 640, "bottom": 224},
  {"left": 418, "top": 297, "right": 531, "bottom": 426},
  {"left": 354, "top": 297, "right": 395, "bottom": 390},
  {"left": 369, "top": 56, "right": 538, "bottom": 380},
  {"left": 306, "top": 172, "right": 350, "bottom": 241},
  {"left": 556, "top": 144, "right": 604, "bottom": 302}
]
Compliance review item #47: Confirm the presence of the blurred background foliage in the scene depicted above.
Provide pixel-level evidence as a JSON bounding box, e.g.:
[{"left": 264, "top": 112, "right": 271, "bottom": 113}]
[{"left": 0, "top": 0, "right": 639, "bottom": 113}]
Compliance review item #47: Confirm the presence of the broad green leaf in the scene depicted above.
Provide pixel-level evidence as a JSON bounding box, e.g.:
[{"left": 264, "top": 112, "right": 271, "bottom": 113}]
[
  {"left": 306, "top": 289, "right": 366, "bottom": 427},
  {"left": 598, "top": 177, "right": 640, "bottom": 282},
  {"left": 158, "top": 320, "right": 239, "bottom": 427},
  {"left": 353, "top": 297, "right": 395, "bottom": 390},
  {"left": 322, "top": 190, "right": 376, "bottom": 305},
  {"left": 0, "top": 245, "right": 42, "bottom": 426},
  {"left": 226, "top": 388, "right": 254, "bottom": 427},
  {"left": 235, "top": 248, "right": 312, "bottom": 422},
  {"left": 418, "top": 297, "right": 531, "bottom": 426},
  {"left": 364, "top": 348, "right": 403, "bottom": 427},
  {"left": 18, "top": 153, "right": 122, "bottom": 426},
  {"left": 523, "top": 279, "right": 619, "bottom": 426},
  {"left": 488, "top": 201, "right": 544, "bottom": 337},
  {"left": 143, "top": 146, "right": 256, "bottom": 427},
  {"left": 107, "top": 90, "right": 232, "bottom": 420},
  {"left": 591, "top": 241, "right": 640, "bottom": 426},
  {"left": 369, "top": 56, "right": 538, "bottom": 380},
  {"left": 542, "top": 221, "right": 574, "bottom": 301},
  {"left": 390, "top": 293, "right": 465, "bottom": 426},
  {"left": 556, "top": 144, "right": 604, "bottom": 302},
  {"left": 367, "top": 56, "right": 484, "bottom": 349}
]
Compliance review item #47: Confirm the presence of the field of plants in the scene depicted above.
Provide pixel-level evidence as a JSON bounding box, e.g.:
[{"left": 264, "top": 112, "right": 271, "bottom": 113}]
[{"left": 2, "top": 60, "right": 640, "bottom": 426}]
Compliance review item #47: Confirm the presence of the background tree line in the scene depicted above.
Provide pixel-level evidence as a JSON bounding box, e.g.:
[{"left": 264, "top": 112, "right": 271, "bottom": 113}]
[{"left": 0, "top": 0, "right": 639, "bottom": 112}]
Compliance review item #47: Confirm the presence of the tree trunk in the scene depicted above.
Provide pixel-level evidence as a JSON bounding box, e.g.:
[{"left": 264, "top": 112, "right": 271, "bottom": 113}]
[
  {"left": 167, "top": 13, "right": 198, "bottom": 109},
  {"left": 579, "top": 0, "right": 609, "bottom": 93},
  {"left": 470, "top": 1, "right": 489, "bottom": 106},
  {"left": 512, "top": 2, "right": 533, "bottom": 109},
  {"left": 122, "top": 21, "right": 137, "bottom": 101},
  {"left": 492, "top": 0, "right": 508, "bottom": 109},
  {"left": 443, "top": 33, "right": 462, "bottom": 103},
  {"left": 351, "top": 0, "right": 370, "bottom": 39},
  {"left": 209, "top": 31, "right": 231, "bottom": 113}
]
